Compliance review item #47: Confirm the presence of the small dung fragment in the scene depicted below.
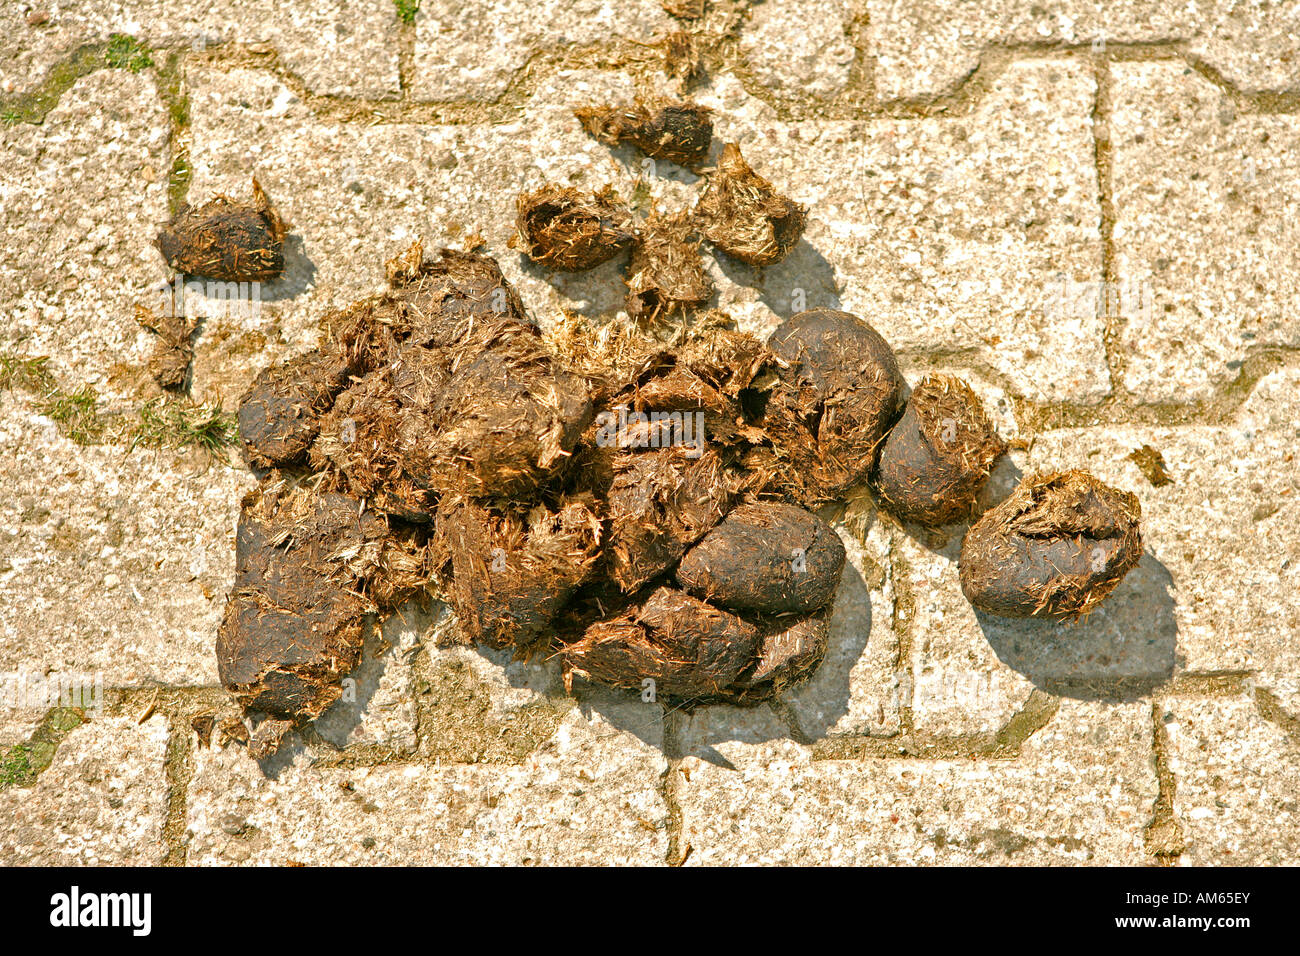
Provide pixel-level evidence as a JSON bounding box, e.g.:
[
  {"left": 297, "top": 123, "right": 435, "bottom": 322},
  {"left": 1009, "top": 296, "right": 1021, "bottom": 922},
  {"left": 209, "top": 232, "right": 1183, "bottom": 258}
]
[
  {"left": 694, "top": 142, "right": 806, "bottom": 265},
  {"left": 1128, "top": 443, "right": 1174, "bottom": 487},
  {"left": 763, "top": 308, "right": 906, "bottom": 503},
  {"left": 384, "top": 241, "right": 530, "bottom": 347},
  {"left": 661, "top": 0, "right": 705, "bottom": 19},
  {"left": 575, "top": 101, "right": 713, "bottom": 170},
  {"left": 432, "top": 495, "right": 603, "bottom": 650},
  {"left": 662, "top": 30, "right": 705, "bottom": 85},
  {"left": 958, "top": 470, "right": 1143, "bottom": 620},
  {"left": 676, "top": 502, "right": 845, "bottom": 614},
  {"left": 190, "top": 714, "right": 216, "bottom": 749},
  {"left": 563, "top": 586, "right": 760, "bottom": 699},
  {"left": 155, "top": 177, "right": 288, "bottom": 281},
  {"left": 134, "top": 304, "right": 196, "bottom": 390},
  {"left": 872, "top": 375, "right": 1007, "bottom": 526},
  {"left": 624, "top": 212, "right": 713, "bottom": 325},
  {"left": 516, "top": 184, "right": 635, "bottom": 271}
]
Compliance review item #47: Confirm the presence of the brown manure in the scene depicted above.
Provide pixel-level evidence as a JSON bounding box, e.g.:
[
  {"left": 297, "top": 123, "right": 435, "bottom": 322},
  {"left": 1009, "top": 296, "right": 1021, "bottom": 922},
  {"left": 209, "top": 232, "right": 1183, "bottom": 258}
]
[
  {"left": 872, "top": 375, "right": 1006, "bottom": 527},
  {"left": 155, "top": 177, "right": 288, "bottom": 281},
  {"left": 676, "top": 502, "right": 845, "bottom": 614},
  {"left": 575, "top": 100, "right": 713, "bottom": 169},
  {"left": 958, "top": 470, "right": 1143, "bottom": 620},
  {"left": 694, "top": 142, "right": 806, "bottom": 265},
  {"left": 515, "top": 184, "right": 636, "bottom": 271},
  {"left": 562, "top": 586, "right": 760, "bottom": 698}
]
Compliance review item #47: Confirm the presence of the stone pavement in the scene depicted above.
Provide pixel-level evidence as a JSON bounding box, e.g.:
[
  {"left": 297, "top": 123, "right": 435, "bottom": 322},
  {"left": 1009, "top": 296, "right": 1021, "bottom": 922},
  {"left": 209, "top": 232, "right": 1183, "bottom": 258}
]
[{"left": 1, "top": 0, "right": 1297, "bottom": 866}]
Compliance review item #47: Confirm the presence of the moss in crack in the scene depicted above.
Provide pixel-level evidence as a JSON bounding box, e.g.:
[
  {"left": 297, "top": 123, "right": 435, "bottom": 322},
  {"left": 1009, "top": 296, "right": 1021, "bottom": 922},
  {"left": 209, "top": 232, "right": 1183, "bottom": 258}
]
[
  {"left": 104, "top": 34, "right": 154, "bottom": 73},
  {"left": 0, "top": 43, "right": 106, "bottom": 125},
  {"left": 155, "top": 49, "right": 194, "bottom": 214},
  {"left": 394, "top": 0, "right": 420, "bottom": 25},
  {"left": 0, "top": 707, "right": 86, "bottom": 791}
]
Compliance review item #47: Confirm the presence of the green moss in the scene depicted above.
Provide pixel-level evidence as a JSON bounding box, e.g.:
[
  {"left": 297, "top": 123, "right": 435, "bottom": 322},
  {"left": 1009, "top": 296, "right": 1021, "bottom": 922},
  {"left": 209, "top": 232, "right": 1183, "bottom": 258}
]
[
  {"left": 155, "top": 50, "right": 193, "bottom": 214},
  {"left": 104, "top": 34, "right": 154, "bottom": 73},
  {"left": 0, "top": 707, "right": 86, "bottom": 792},
  {"left": 394, "top": 0, "right": 420, "bottom": 25},
  {"left": 629, "top": 179, "right": 652, "bottom": 212},
  {"left": 0, "top": 745, "right": 35, "bottom": 789},
  {"left": 0, "top": 43, "right": 104, "bottom": 126}
]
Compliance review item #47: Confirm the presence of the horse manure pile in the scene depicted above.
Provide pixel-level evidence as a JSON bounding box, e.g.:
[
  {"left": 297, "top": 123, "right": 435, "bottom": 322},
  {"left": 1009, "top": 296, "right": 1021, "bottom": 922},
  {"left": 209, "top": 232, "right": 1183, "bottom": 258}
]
[{"left": 215, "top": 101, "right": 1143, "bottom": 758}]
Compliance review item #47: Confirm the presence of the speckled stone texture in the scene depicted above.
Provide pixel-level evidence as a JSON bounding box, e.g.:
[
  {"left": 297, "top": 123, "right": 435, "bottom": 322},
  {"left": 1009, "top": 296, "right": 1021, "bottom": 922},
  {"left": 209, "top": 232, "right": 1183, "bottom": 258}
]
[{"left": 1, "top": 0, "right": 1297, "bottom": 867}]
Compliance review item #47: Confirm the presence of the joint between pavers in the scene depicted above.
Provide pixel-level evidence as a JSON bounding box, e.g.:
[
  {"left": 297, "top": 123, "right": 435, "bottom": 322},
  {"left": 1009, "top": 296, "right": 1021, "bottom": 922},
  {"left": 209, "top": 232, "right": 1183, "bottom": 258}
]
[
  {"left": 1091, "top": 52, "right": 1124, "bottom": 400},
  {"left": 810, "top": 687, "right": 1059, "bottom": 761},
  {"left": 1011, "top": 343, "right": 1300, "bottom": 434},
  {"left": 660, "top": 708, "right": 690, "bottom": 866},
  {"left": 1144, "top": 700, "right": 1186, "bottom": 865},
  {"left": 161, "top": 713, "right": 194, "bottom": 866},
  {"left": 1255, "top": 689, "right": 1300, "bottom": 747},
  {"left": 1157, "top": 671, "right": 1255, "bottom": 698}
]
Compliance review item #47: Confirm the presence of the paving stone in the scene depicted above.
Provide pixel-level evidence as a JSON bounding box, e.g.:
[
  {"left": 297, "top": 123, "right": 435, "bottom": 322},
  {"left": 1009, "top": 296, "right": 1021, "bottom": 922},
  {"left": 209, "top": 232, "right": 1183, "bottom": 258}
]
[
  {"left": 1164, "top": 695, "right": 1300, "bottom": 865},
  {"left": 1187, "top": 2, "right": 1300, "bottom": 95},
  {"left": 739, "top": 0, "right": 858, "bottom": 101},
  {"left": 693, "top": 61, "right": 1109, "bottom": 404},
  {"left": 0, "top": 0, "right": 400, "bottom": 100},
  {"left": 0, "top": 69, "right": 169, "bottom": 404},
  {"left": 1110, "top": 61, "right": 1300, "bottom": 402},
  {"left": 676, "top": 699, "right": 1155, "bottom": 864},
  {"left": 0, "top": 715, "right": 170, "bottom": 865},
  {"left": 1021, "top": 368, "right": 1300, "bottom": 712},
  {"left": 0, "top": 404, "right": 251, "bottom": 686},
  {"left": 0, "top": 709, "right": 44, "bottom": 749},
  {"left": 864, "top": 1, "right": 1300, "bottom": 103},
  {"left": 892, "top": 530, "right": 1039, "bottom": 736},
  {"left": 411, "top": 0, "right": 674, "bottom": 101},
  {"left": 186, "top": 706, "right": 668, "bottom": 865}
]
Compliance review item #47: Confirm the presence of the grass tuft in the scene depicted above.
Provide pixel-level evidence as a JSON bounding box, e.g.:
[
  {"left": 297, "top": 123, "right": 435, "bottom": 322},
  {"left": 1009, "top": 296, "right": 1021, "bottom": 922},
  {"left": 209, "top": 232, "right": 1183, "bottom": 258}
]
[
  {"left": 132, "top": 398, "right": 238, "bottom": 455},
  {"left": 35, "top": 385, "right": 107, "bottom": 445},
  {"left": 0, "top": 352, "right": 56, "bottom": 392}
]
